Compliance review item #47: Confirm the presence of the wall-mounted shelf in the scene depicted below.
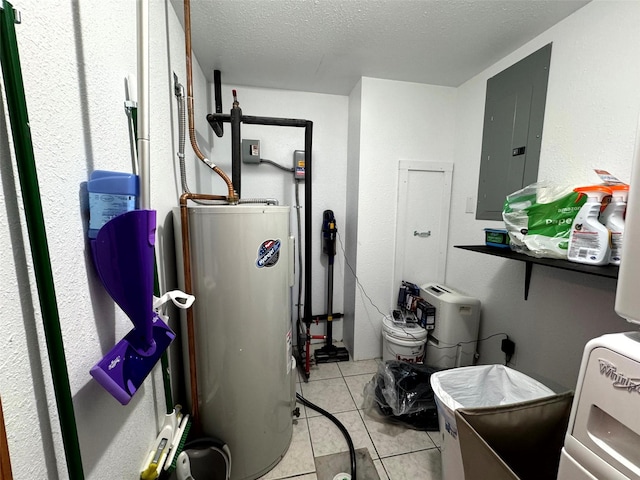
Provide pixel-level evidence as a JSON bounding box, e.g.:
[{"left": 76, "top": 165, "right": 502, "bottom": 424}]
[{"left": 454, "top": 245, "right": 619, "bottom": 300}]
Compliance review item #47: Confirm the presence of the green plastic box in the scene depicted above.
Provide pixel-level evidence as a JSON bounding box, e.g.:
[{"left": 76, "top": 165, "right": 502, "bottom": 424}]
[{"left": 484, "top": 228, "right": 510, "bottom": 248}]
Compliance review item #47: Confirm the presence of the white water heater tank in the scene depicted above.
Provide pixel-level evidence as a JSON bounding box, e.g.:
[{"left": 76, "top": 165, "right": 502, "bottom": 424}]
[
  {"left": 420, "top": 283, "right": 480, "bottom": 368},
  {"left": 173, "top": 205, "right": 294, "bottom": 480}
]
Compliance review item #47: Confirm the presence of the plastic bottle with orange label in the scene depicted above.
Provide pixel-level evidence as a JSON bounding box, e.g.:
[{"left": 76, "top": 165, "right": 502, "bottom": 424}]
[
  {"left": 567, "top": 185, "right": 612, "bottom": 265},
  {"left": 600, "top": 184, "right": 629, "bottom": 265}
]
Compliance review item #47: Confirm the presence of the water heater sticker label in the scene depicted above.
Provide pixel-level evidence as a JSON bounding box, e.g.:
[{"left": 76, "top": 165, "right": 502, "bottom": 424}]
[{"left": 256, "top": 239, "right": 281, "bottom": 268}]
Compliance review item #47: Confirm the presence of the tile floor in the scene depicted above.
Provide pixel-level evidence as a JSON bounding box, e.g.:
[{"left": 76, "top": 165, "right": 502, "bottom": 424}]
[{"left": 258, "top": 355, "right": 443, "bottom": 480}]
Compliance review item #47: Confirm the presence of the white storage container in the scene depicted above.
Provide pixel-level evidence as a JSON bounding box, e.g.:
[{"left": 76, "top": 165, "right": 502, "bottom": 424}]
[{"left": 420, "top": 283, "right": 481, "bottom": 368}]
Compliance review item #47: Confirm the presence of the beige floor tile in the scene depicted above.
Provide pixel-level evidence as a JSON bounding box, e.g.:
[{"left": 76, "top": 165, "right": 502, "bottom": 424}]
[
  {"left": 307, "top": 361, "right": 343, "bottom": 381},
  {"left": 382, "top": 449, "right": 442, "bottom": 480},
  {"left": 374, "top": 459, "right": 390, "bottom": 480},
  {"left": 299, "top": 377, "right": 357, "bottom": 418},
  {"left": 344, "top": 373, "right": 376, "bottom": 409},
  {"left": 428, "top": 430, "right": 443, "bottom": 449},
  {"left": 360, "top": 410, "right": 438, "bottom": 458},
  {"left": 338, "top": 358, "right": 381, "bottom": 377},
  {"left": 259, "top": 419, "right": 315, "bottom": 479},
  {"left": 260, "top": 357, "right": 442, "bottom": 480},
  {"left": 308, "top": 410, "right": 378, "bottom": 460}
]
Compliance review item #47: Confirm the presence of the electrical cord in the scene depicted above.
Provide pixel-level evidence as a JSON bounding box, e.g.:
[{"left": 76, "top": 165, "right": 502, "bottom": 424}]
[
  {"left": 260, "top": 158, "right": 295, "bottom": 172},
  {"left": 428, "top": 332, "right": 509, "bottom": 349},
  {"left": 336, "top": 230, "right": 385, "bottom": 320},
  {"left": 294, "top": 179, "right": 306, "bottom": 358},
  {"left": 296, "top": 393, "right": 356, "bottom": 479}
]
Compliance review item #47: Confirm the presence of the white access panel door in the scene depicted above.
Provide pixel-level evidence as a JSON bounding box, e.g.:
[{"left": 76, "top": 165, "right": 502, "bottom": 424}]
[{"left": 393, "top": 161, "right": 453, "bottom": 294}]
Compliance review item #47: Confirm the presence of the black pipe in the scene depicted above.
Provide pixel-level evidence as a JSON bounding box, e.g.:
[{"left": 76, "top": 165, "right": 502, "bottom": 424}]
[
  {"left": 230, "top": 100, "right": 242, "bottom": 197},
  {"left": 304, "top": 122, "right": 312, "bottom": 330},
  {"left": 207, "top": 113, "right": 308, "bottom": 128},
  {"left": 296, "top": 393, "right": 356, "bottom": 479},
  {"left": 211, "top": 70, "right": 223, "bottom": 137}
]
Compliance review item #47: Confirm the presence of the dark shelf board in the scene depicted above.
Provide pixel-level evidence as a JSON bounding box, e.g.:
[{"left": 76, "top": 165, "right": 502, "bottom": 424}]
[{"left": 454, "top": 245, "right": 618, "bottom": 299}]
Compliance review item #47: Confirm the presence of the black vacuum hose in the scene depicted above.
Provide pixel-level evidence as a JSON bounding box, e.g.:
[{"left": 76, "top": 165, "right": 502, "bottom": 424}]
[{"left": 296, "top": 393, "right": 356, "bottom": 479}]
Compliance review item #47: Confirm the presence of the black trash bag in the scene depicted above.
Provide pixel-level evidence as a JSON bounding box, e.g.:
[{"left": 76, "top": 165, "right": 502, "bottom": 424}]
[{"left": 363, "top": 360, "right": 442, "bottom": 431}]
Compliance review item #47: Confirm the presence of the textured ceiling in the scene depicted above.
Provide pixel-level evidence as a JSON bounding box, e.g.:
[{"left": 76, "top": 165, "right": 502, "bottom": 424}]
[{"left": 171, "top": 0, "right": 590, "bottom": 95}]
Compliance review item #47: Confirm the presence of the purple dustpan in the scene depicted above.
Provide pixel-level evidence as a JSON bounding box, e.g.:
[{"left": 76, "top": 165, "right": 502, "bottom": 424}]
[
  {"left": 92, "top": 210, "right": 157, "bottom": 346},
  {"left": 90, "top": 209, "right": 175, "bottom": 404},
  {"left": 89, "top": 312, "right": 175, "bottom": 405}
]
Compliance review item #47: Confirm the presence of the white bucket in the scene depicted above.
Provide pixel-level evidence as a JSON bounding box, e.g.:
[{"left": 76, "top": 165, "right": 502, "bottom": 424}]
[{"left": 381, "top": 315, "right": 427, "bottom": 363}]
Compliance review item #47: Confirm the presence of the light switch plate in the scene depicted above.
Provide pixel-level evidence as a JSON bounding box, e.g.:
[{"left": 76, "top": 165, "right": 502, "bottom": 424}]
[{"left": 466, "top": 197, "right": 475, "bottom": 214}]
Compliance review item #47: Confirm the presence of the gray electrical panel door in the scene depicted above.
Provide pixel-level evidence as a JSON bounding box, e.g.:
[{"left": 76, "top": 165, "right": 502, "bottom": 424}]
[{"left": 476, "top": 43, "right": 552, "bottom": 220}]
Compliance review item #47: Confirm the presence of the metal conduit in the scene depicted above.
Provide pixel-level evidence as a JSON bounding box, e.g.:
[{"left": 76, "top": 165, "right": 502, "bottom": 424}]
[{"left": 0, "top": 2, "right": 84, "bottom": 478}]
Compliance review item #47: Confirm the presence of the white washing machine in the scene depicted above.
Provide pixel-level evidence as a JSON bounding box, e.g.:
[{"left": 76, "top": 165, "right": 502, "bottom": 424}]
[{"left": 557, "top": 332, "right": 640, "bottom": 480}]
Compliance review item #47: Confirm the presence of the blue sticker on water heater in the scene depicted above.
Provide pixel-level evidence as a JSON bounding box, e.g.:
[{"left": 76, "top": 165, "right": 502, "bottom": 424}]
[{"left": 256, "top": 239, "right": 281, "bottom": 268}]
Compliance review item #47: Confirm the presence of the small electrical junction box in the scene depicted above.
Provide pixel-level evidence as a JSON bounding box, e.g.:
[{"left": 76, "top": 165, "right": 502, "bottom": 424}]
[
  {"left": 293, "top": 150, "right": 305, "bottom": 180},
  {"left": 242, "top": 139, "right": 261, "bottom": 164}
]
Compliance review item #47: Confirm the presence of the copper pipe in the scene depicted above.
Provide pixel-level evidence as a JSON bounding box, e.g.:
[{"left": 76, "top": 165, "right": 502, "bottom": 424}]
[
  {"left": 183, "top": 0, "right": 237, "bottom": 202},
  {"left": 179, "top": 192, "right": 227, "bottom": 431},
  {"left": 0, "top": 396, "right": 13, "bottom": 480}
]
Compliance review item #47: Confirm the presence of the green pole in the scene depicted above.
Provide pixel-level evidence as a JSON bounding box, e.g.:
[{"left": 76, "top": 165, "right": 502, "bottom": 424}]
[{"left": 0, "top": 2, "right": 85, "bottom": 478}]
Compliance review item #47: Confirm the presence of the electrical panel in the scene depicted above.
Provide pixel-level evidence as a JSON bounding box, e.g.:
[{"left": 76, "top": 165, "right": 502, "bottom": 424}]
[{"left": 476, "top": 43, "right": 551, "bottom": 220}]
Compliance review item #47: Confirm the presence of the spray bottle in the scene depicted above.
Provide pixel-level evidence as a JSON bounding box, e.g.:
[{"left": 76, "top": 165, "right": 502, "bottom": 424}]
[
  {"left": 600, "top": 184, "right": 629, "bottom": 265},
  {"left": 567, "top": 185, "right": 612, "bottom": 265}
]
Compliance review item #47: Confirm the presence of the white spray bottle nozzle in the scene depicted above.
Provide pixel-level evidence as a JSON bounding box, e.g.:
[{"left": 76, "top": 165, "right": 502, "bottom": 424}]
[{"left": 574, "top": 185, "right": 612, "bottom": 202}]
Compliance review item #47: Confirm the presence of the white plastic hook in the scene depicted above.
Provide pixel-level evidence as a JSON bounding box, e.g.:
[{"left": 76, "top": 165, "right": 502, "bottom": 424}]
[{"left": 153, "top": 290, "right": 195, "bottom": 313}]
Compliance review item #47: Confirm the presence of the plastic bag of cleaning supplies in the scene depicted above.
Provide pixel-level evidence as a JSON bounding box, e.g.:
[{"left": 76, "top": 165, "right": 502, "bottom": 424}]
[
  {"left": 502, "top": 182, "right": 586, "bottom": 259},
  {"left": 362, "top": 360, "right": 440, "bottom": 431}
]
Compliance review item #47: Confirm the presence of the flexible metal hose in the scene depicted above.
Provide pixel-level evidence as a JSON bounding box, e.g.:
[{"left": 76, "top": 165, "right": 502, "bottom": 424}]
[
  {"left": 175, "top": 79, "right": 191, "bottom": 195},
  {"left": 238, "top": 198, "right": 279, "bottom": 205}
]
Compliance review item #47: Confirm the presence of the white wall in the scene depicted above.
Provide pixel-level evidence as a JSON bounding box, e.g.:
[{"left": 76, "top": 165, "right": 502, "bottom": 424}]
[
  {"left": 350, "top": 77, "right": 457, "bottom": 359},
  {"left": 447, "top": 0, "right": 640, "bottom": 389},
  {"left": 3, "top": 0, "right": 640, "bottom": 476},
  {"left": 0, "top": 1, "right": 205, "bottom": 478},
  {"left": 205, "top": 85, "right": 349, "bottom": 343}
]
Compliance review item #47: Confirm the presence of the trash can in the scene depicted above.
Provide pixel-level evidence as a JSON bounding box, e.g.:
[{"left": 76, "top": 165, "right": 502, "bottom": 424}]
[
  {"left": 430, "top": 365, "right": 557, "bottom": 480},
  {"left": 455, "top": 392, "right": 572, "bottom": 480}
]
